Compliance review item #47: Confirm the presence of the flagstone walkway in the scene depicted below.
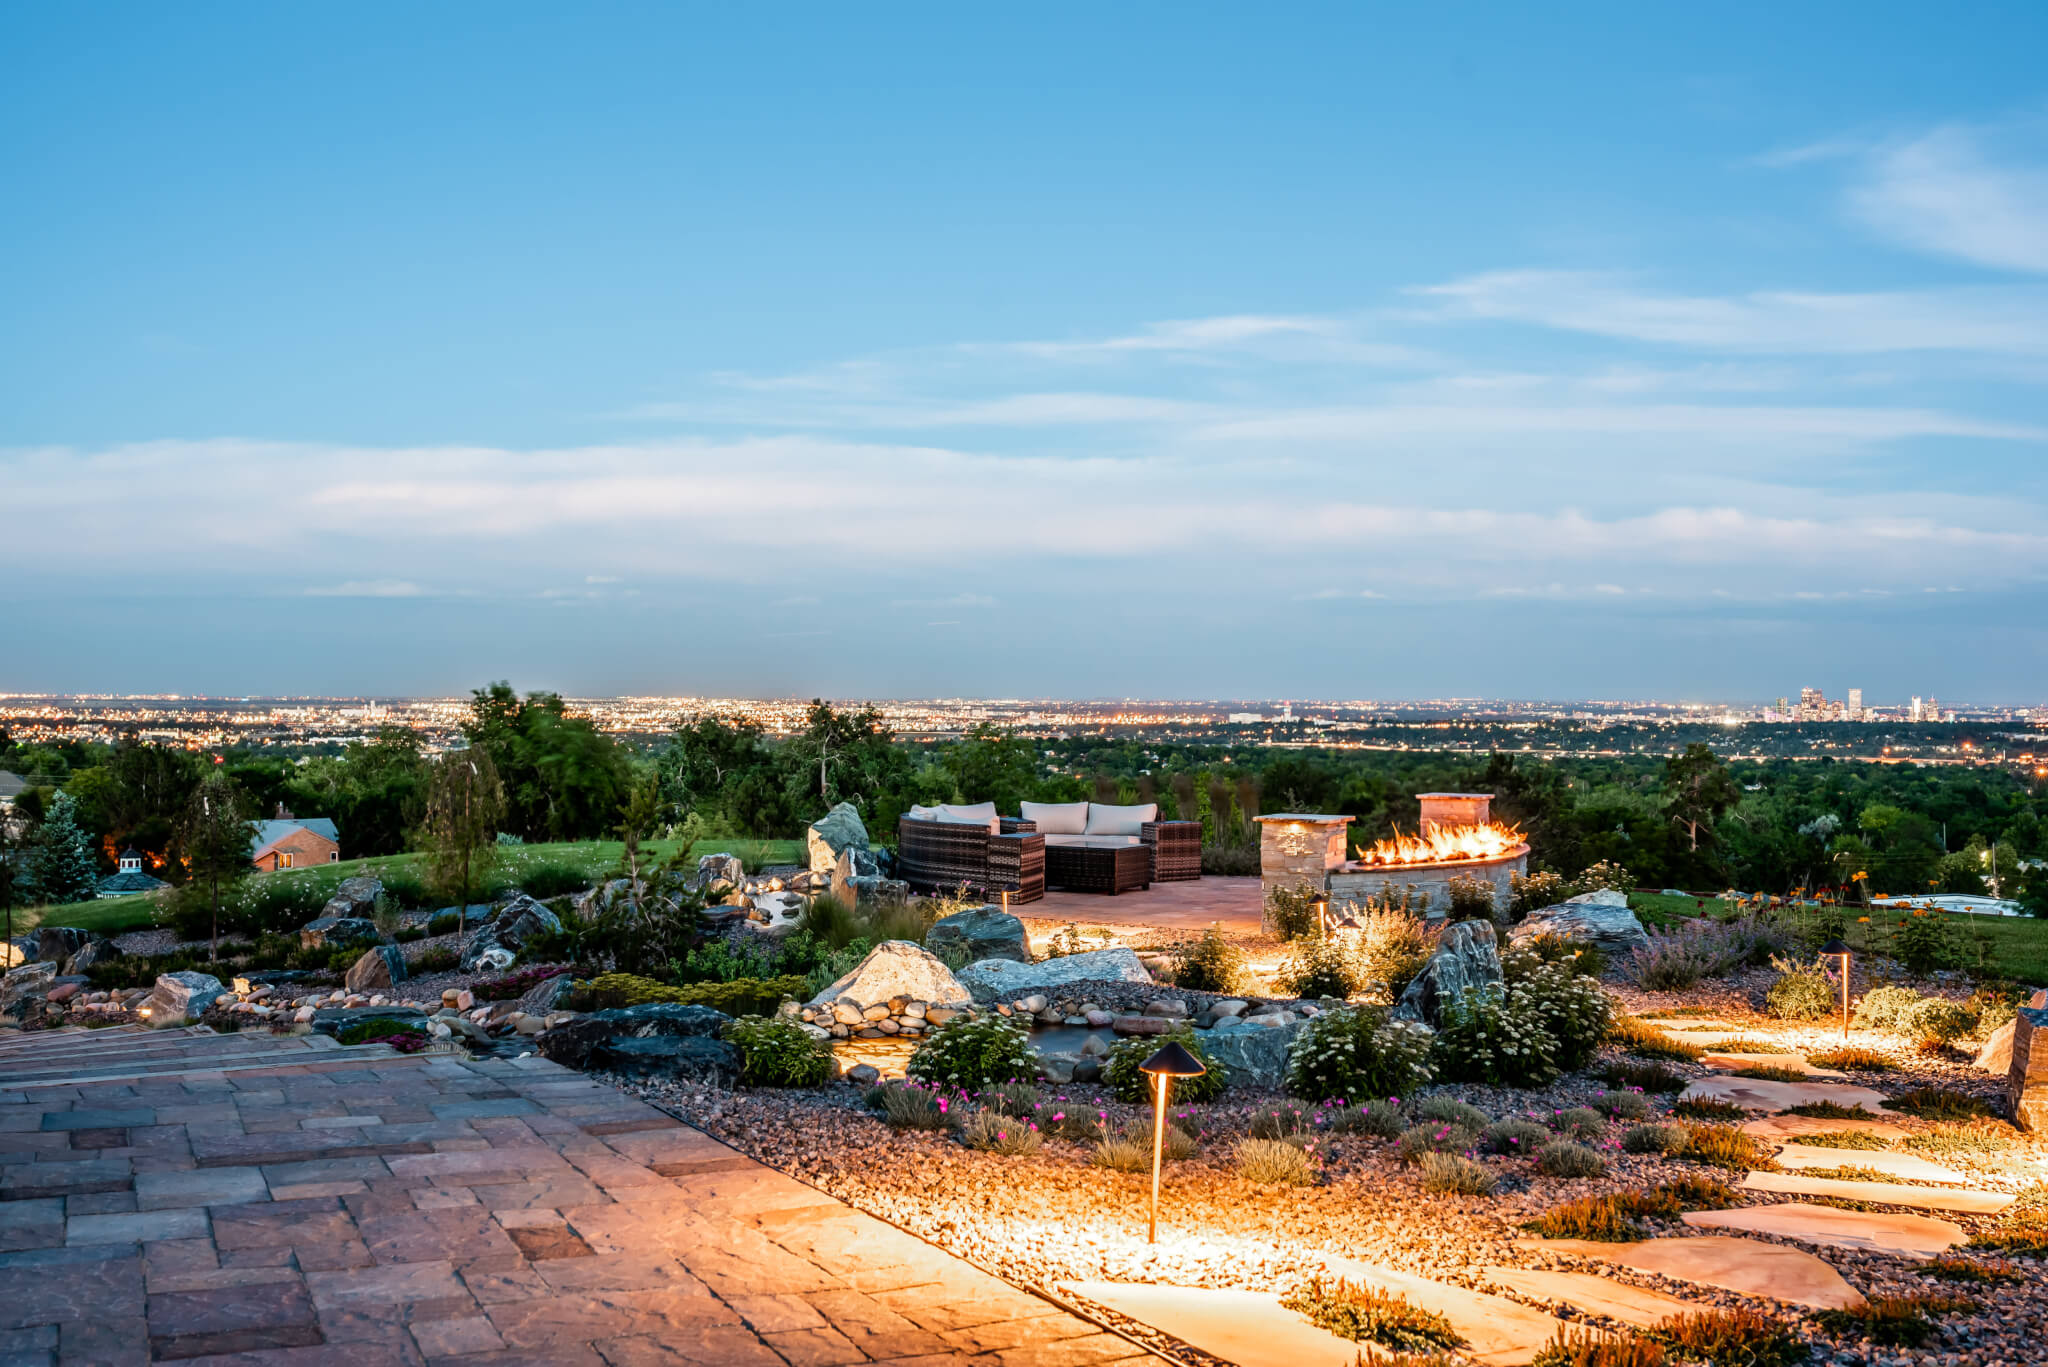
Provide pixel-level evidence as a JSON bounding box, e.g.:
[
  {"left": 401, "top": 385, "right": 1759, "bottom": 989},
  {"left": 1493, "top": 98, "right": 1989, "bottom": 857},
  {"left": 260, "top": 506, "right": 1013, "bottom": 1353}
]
[{"left": 0, "top": 1025, "right": 1162, "bottom": 1367}]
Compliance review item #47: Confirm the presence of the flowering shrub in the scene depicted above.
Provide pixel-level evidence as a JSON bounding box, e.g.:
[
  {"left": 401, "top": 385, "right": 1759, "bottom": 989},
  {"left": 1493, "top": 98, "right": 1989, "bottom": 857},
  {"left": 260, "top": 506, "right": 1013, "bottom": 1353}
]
[
  {"left": 958, "top": 1108, "right": 1042, "bottom": 1155},
  {"left": 1444, "top": 875, "right": 1499, "bottom": 924},
  {"left": 1431, "top": 985, "right": 1560, "bottom": 1088},
  {"left": 1574, "top": 861, "right": 1637, "bottom": 895},
  {"left": 1398, "top": 1121, "right": 1482, "bottom": 1165},
  {"left": 723, "top": 1016, "right": 830, "bottom": 1087},
  {"left": 1101, "top": 1028, "right": 1228, "bottom": 1104},
  {"left": 1535, "top": 1140, "right": 1607, "bottom": 1178},
  {"left": 1624, "top": 917, "right": 1787, "bottom": 990},
  {"left": 1168, "top": 927, "right": 1249, "bottom": 994},
  {"left": 1854, "top": 985, "right": 1925, "bottom": 1032},
  {"left": 1500, "top": 952, "right": 1611, "bottom": 1070},
  {"left": 1509, "top": 869, "right": 1574, "bottom": 918},
  {"left": 1285, "top": 1005, "right": 1434, "bottom": 1103},
  {"left": 1899, "top": 998, "right": 1976, "bottom": 1047},
  {"left": 1277, "top": 932, "right": 1367, "bottom": 999},
  {"left": 1765, "top": 958, "right": 1836, "bottom": 1022},
  {"left": 906, "top": 1013, "right": 1038, "bottom": 1091},
  {"left": 1886, "top": 909, "right": 1963, "bottom": 975},
  {"left": 1481, "top": 1117, "right": 1552, "bottom": 1156},
  {"left": 1353, "top": 907, "right": 1432, "bottom": 1002}
]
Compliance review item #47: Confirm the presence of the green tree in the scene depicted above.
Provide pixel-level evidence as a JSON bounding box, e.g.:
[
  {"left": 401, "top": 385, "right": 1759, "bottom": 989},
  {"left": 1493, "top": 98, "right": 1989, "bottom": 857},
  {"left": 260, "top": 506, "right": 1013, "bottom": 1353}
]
[
  {"left": 30, "top": 791, "right": 100, "bottom": 906},
  {"left": 288, "top": 727, "right": 428, "bottom": 857},
  {"left": 1662, "top": 743, "right": 1742, "bottom": 855},
  {"left": 422, "top": 748, "right": 505, "bottom": 912},
  {"left": 176, "top": 772, "right": 254, "bottom": 964},
  {"left": 463, "top": 683, "right": 628, "bottom": 841},
  {"left": 940, "top": 724, "right": 1037, "bottom": 813}
]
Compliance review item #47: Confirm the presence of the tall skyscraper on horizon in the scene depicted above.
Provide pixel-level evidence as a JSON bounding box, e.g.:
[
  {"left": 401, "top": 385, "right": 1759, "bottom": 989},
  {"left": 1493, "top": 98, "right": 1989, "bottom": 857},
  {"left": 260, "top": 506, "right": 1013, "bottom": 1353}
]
[
  {"left": 1848, "top": 688, "right": 1863, "bottom": 720},
  {"left": 1911, "top": 696, "right": 1924, "bottom": 722}
]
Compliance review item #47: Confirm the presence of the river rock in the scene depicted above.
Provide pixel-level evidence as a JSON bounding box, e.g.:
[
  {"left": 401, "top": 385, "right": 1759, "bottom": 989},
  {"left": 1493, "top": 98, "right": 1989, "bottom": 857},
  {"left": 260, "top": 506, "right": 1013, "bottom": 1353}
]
[
  {"left": 148, "top": 970, "right": 226, "bottom": 1025},
  {"left": 807, "top": 941, "right": 971, "bottom": 1010},
  {"left": 1203, "top": 1015, "right": 1298, "bottom": 1090},
  {"left": 1394, "top": 918, "right": 1504, "bottom": 1026},
  {"left": 807, "top": 801, "right": 875, "bottom": 876},
  {"left": 320, "top": 875, "right": 383, "bottom": 919},
  {"left": 1511, "top": 890, "right": 1651, "bottom": 958},
  {"left": 299, "top": 917, "right": 381, "bottom": 952},
  {"left": 345, "top": 944, "right": 409, "bottom": 994},
  {"left": 956, "top": 948, "right": 1151, "bottom": 1001},
  {"left": 924, "top": 906, "right": 1029, "bottom": 964}
]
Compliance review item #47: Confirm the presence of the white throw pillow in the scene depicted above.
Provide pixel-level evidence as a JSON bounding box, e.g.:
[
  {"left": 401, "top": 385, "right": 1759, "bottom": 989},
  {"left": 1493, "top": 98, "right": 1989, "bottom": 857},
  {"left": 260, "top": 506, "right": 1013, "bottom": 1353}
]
[
  {"left": 1019, "top": 800, "right": 1089, "bottom": 836},
  {"left": 906, "top": 805, "right": 942, "bottom": 821},
  {"left": 936, "top": 802, "right": 1000, "bottom": 833},
  {"left": 1084, "top": 802, "right": 1157, "bottom": 836}
]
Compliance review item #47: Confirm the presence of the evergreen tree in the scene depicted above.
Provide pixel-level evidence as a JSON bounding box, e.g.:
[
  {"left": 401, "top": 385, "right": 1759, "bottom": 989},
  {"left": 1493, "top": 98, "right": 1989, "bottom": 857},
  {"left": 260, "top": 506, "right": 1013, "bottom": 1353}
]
[
  {"left": 31, "top": 791, "right": 100, "bottom": 906},
  {"left": 178, "top": 772, "right": 254, "bottom": 964}
]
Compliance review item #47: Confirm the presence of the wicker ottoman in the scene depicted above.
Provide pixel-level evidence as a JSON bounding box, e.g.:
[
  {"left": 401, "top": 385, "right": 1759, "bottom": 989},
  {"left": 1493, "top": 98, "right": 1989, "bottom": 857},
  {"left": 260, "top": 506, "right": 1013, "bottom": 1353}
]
[{"left": 1045, "top": 841, "right": 1152, "bottom": 895}]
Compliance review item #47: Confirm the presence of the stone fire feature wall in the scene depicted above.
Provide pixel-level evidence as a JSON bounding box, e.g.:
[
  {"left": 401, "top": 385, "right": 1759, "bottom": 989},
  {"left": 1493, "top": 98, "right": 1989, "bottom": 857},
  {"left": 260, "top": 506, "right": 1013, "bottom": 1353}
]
[
  {"left": 1255, "top": 813, "right": 1353, "bottom": 900},
  {"left": 1327, "top": 847, "right": 1528, "bottom": 920}
]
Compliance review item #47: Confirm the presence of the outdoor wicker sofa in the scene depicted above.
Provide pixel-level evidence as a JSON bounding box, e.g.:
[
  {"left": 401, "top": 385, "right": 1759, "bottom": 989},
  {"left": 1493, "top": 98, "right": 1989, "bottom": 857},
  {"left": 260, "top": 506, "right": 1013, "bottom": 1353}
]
[
  {"left": 1018, "top": 800, "right": 1202, "bottom": 888},
  {"left": 894, "top": 803, "right": 1045, "bottom": 904},
  {"left": 897, "top": 800, "right": 1201, "bottom": 901}
]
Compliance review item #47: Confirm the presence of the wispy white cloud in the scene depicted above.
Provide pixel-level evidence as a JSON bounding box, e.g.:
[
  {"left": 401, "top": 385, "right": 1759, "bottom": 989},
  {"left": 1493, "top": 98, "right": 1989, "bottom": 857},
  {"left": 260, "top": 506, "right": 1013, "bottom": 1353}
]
[
  {"left": 303, "top": 579, "right": 423, "bottom": 598},
  {"left": 1847, "top": 122, "right": 2048, "bottom": 274}
]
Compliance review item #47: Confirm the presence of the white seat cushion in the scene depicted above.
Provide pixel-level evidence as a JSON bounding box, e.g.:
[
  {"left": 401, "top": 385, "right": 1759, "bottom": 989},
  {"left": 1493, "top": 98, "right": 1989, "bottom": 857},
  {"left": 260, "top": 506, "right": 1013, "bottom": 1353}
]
[
  {"left": 906, "top": 805, "right": 942, "bottom": 821},
  {"left": 1083, "top": 802, "right": 1158, "bottom": 837},
  {"left": 936, "top": 801, "right": 999, "bottom": 833},
  {"left": 1045, "top": 833, "right": 1141, "bottom": 848},
  {"left": 1019, "top": 800, "right": 1089, "bottom": 836}
]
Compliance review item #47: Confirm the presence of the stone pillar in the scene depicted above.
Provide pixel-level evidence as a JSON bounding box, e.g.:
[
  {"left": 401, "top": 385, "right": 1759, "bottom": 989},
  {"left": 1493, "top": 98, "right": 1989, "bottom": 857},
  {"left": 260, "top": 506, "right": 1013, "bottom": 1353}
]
[
  {"left": 2011, "top": 999, "right": 2048, "bottom": 1133},
  {"left": 1255, "top": 814, "right": 1353, "bottom": 902},
  {"left": 1417, "top": 792, "right": 1493, "bottom": 835}
]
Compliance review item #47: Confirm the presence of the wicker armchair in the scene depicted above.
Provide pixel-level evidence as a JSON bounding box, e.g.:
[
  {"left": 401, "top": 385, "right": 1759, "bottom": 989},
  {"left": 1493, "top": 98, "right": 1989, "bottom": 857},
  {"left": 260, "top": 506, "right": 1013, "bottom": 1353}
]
[
  {"left": 895, "top": 817, "right": 1045, "bottom": 905},
  {"left": 1142, "top": 821, "right": 1203, "bottom": 882}
]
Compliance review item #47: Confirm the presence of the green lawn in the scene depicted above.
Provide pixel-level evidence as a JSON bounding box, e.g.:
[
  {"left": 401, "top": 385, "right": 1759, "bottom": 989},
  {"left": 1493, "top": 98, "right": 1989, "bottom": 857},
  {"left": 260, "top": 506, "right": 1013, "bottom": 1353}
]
[
  {"left": 16, "top": 836, "right": 809, "bottom": 939},
  {"left": 1628, "top": 890, "right": 2048, "bottom": 985}
]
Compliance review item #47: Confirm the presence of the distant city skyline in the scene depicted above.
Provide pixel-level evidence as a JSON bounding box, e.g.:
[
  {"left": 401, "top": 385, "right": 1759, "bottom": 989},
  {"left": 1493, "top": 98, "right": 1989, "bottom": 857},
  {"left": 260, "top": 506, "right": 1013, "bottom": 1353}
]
[{"left": 4, "top": 6, "right": 2046, "bottom": 698}]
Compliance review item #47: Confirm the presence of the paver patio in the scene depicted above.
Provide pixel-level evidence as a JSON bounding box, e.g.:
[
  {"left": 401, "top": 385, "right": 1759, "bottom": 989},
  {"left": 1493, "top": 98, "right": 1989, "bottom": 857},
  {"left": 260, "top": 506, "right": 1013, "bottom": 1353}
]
[{"left": 0, "top": 1025, "right": 1163, "bottom": 1367}]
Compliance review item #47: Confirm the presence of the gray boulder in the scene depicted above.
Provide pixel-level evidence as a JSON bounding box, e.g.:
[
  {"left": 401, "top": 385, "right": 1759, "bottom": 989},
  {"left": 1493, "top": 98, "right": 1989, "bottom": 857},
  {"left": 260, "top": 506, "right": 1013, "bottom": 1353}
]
[
  {"left": 587, "top": 1034, "right": 740, "bottom": 1084},
  {"left": 806, "top": 941, "right": 972, "bottom": 1010},
  {"left": 1512, "top": 889, "right": 1650, "bottom": 959},
  {"left": 537, "top": 1002, "right": 731, "bottom": 1071},
  {"left": 35, "top": 927, "right": 94, "bottom": 965},
  {"left": 806, "top": 802, "right": 876, "bottom": 876},
  {"left": 459, "top": 926, "right": 516, "bottom": 974},
  {"left": 925, "top": 906, "right": 1029, "bottom": 964},
  {"left": 693, "top": 854, "right": 745, "bottom": 892},
  {"left": 345, "top": 944, "right": 409, "bottom": 993},
  {"left": 956, "top": 948, "right": 1151, "bottom": 1002},
  {"left": 148, "top": 970, "right": 226, "bottom": 1024},
  {"left": 311, "top": 1004, "right": 426, "bottom": 1037},
  {"left": 65, "top": 939, "right": 122, "bottom": 974},
  {"left": 492, "top": 893, "right": 563, "bottom": 950},
  {"left": 1393, "top": 919, "right": 1504, "bottom": 1027},
  {"left": 320, "top": 875, "right": 383, "bottom": 919},
  {"left": 299, "top": 917, "right": 381, "bottom": 952},
  {"left": 0, "top": 961, "right": 59, "bottom": 1010},
  {"left": 1202, "top": 1015, "right": 1303, "bottom": 1090},
  {"left": 515, "top": 972, "right": 579, "bottom": 1016}
]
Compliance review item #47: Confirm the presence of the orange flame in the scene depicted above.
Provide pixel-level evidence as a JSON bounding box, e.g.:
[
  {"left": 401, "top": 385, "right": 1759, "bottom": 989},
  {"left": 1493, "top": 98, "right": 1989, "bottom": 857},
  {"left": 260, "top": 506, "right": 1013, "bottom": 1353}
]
[{"left": 1353, "top": 820, "right": 1526, "bottom": 868}]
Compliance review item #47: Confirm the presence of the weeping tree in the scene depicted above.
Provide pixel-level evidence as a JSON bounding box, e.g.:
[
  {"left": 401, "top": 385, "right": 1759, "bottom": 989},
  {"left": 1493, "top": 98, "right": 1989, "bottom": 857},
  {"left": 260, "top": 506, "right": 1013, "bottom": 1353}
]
[
  {"left": 422, "top": 748, "right": 506, "bottom": 915},
  {"left": 178, "top": 772, "right": 254, "bottom": 964}
]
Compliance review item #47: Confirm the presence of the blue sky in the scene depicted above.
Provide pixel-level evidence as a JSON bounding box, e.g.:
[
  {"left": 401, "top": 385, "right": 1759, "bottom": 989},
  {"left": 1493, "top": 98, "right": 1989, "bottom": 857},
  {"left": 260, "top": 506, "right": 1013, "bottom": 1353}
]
[{"left": 4, "top": 4, "right": 2046, "bottom": 702}]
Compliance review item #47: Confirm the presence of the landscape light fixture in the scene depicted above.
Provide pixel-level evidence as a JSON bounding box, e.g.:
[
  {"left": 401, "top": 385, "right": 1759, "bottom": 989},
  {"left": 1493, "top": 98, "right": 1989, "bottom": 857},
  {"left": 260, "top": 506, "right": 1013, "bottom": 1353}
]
[
  {"left": 1819, "top": 937, "right": 1852, "bottom": 1042},
  {"left": 1314, "top": 897, "right": 1329, "bottom": 937},
  {"left": 1137, "top": 1041, "right": 1207, "bottom": 1243}
]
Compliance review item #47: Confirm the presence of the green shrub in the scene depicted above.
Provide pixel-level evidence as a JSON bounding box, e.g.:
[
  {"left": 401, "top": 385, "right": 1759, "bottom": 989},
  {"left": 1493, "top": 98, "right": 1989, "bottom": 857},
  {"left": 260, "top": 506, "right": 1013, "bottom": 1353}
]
[
  {"left": 1323, "top": 1098, "right": 1405, "bottom": 1138},
  {"left": 1966, "top": 982, "right": 2027, "bottom": 1036},
  {"left": 427, "top": 910, "right": 463, "bottom": 937},
  {"left": 1815, "top": 1293, "right": 1973, "bottom": 1349},
  {"left": 1168, "top": 926, "right": 1249, "bottom": 994},
  {"left": 1511, "top": 932, "right": 1609, "bottom": 981},
  {"left": 1265, "top": 882, "right": 1325, "bottom": 941},
  {"left": 1575, "top": 861, "right": 1636, "bottom": 895},
  {"left": 1353, "top": 907, "right": 1433, "bottom": 1002},
  {"left": 867, "top": 1081, "right": 955, "bottom": 1131},
  {"left": 1899, "top": 998, "right": 1976, "bottom": 1047},
  {"left": 1652, "top": 1308, "right": 1806, "bottom": 1367},
  {"left": 1679, "top": 1124, "right": 1776, "bottom": 1171},
  {"left": 907, "top": 1013, "right": 1039, "bottom": 1091},
  {"left": 1286, "top": 1006, "right": 1435, "bottom": 1103},
  {"left": 1532, "top": 1325, "right": 1668, "bottom": 1367},
  {"left": 1505, "top": 956, "right": 1613, "bottom": 1071},
  {"left": 1535, "top": 1140, "right": 1606, "bottom": 1178},
  {"left": 1551, "top": 1106, "right": 1608, "bottom": 1142},
  {"left": 1415, "top": 1096, "right": 1491, "bottom": 1130},
  {"left": 1238, "top": 1137, "right": 1318, "bottom": 1186},
  {"left": 1510, "top": 870, "right": 1575, "bottom": 918},
  {"left": 1884, "top": 1087, "right": 1993, "bottom": 1121},
  {"left": 579, "top": 971, "right": 807, "bottom": 1016},
  {"left": 1622, "top": 1122, "right": 1691, "bottom": 1155},
  {"left": 1444, "top": 875, "right": 1499, "bottom": 923},
  {"left": 1853, "top": 985, "right": 1924, "bottom": 1032},
  {"left": 722, "top": 1016, "right": 830, "bottom": 1087},
  {"left": 411, "top": 947, "right": 459, "bottom": 974},
  {"left": 1397, "top": 1122, "right": 1482, "bottom": 1165},
  {"left": 1101, "top": 1028, "right": 1228, "bottom": 1104},
  {"left": 958, "top": 1108, "right": 1043, "bottom": 1155},
  {"left": 1280, "top": 1278, "right": 1464, "bottom": 1353},
  {"left": 393, "top": 925, "right": 426, "bottom": 944},
  {"left": 1481, "top": 1117, "right": 1552, "bottom": 1156},
  {"left": 1765, "top": 964, "right": 1835, "bottom": 1022},
  {"left": 1886, "top": 910, "right": 1963, "bottom": 975},
  {"left": 1419, "top": 1152, "right": 1497, "bottom": 1195},
  {"left": 1599, "top": 1060, "right": 1688, "bottom": 1094},
  {"left": 1432, "top": 985, "right": 1560, "bottom": 1088},
  {"left": 518, "top": 862, "right": 590, "bottom": 900},
  {"left": 1590, "top": 1089, "right": 1651, "bottom": 1120},
  {"left": 1277, "top": 932, "right": 1366, "bottom": 999},
  {"left": 981, "top": 1080, "right": 1041, "bottom": 1117}
]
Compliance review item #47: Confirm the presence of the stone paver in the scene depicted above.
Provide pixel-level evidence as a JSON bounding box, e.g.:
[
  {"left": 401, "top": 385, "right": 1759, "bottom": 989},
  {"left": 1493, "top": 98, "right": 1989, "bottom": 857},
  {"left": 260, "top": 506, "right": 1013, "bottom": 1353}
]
[
  {"left": 1679, "top": 1075, "right": 1892, "bottom": 1113},
  {"left": 1065, "top": 1283, "right": 1362, "bottom": 1367},
  {"left": 1320, "top": 1257, "right": 1572, "bottom": 1366},
  {"left": 1772, "top": 1143, "right": 1973, "bottom": 1184},
  {"left": 1521, "top": 1234, "right": 1866, "bottom": 1310},
  {"left": 1684, "top": 1202, "right": 1964, "bottom": 1258},
  {"left": 1738, "top": 1170, "right": 2011, "bottom": 1215},
  {"left": 0, "top": 1025, "right": 1164, "bottom": 1366},
  {"left": 1480, "top": 1265, "right": 1698, "bottom": 1329},
  {"left": 1739, "top": 1114, "right": 1909, "bottom": 1143}
]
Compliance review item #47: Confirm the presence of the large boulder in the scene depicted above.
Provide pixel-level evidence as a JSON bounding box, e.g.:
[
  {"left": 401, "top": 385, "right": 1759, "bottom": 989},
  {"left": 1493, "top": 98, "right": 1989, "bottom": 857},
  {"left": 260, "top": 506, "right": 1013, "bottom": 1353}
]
[
  {"left": 805, "top": 940, "right": 972, "bottom": 1010},
  {"left": 65, "top": 939, "right": 122, "bottom": 975},
  {"left": 0, "top": 961, "right": 58, "bottom": 1010},
  {"left": 807, "top": 801, "right": 876, "bottom": 877},
  {"left": 299, "top": 917, "right": 381, "bottom": 952},
  {"left": 1394, "top": 919, "right": 1504, "bottom": 1027},
  {"left": 925, "top": 906, "right": 1029, "bottom": 964},
  {"left": 516, "top": 971, "right": 579, "bottom": 1016},
  {"left": 35, "top": 927, "right": 95, "bottom": 965},
  {"left": 461, "top": 893, "right": 564, "bottom": 972},
  {"left": 584, "top": 1034, "right": 740, "bottom": 1083},
  {"left": 320, "top": 875, "right": 383, "bottom": 919},
  {"left": 537, "top": 1002, "right": 731, "bottom": 1071},
  {"left": 2011, "top": 1005, "right": 2048, "bottom": 1134},
  {"left": 1201, "top": 1015, "right": 1305, "bottom": 1091},
  {"left": 311, "top": 1004, "right": 426, "bottom": 1037},
  {"left": 459, "top": 927, "right": 515, "bottom": 974},
  {"left": 692, "top": 854, "right": 745, "bottom": 893},
  {"left": 955, "top": 948, "right": 1152, "bottom": 1002},
  {"left": 1512, "top": 889, "right": 1650, "bottom": 959},
  {"left": 345, "top": 944, "right": 409, "bottom": 994},
  {"left": 148, "top": 970, "right": 226, "bottom": 1025}
]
